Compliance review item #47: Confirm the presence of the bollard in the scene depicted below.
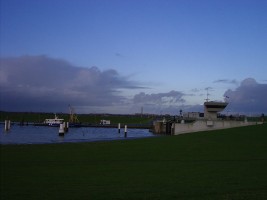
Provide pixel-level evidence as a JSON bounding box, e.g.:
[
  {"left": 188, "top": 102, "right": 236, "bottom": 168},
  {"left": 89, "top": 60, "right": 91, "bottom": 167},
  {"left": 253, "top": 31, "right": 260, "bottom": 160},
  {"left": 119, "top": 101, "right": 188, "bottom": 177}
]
[
  {"left": 118, "top": 123, "right": 121, "bottom": 133},
  {"left": 5, "top": 120, "right": 11, "bottom": 131},
  {"left": 63, "top": 122, "right": 66, "bottom": 131},
  {"left": 4, "top": 120, "right": 8, "bottom": 131},
  {"left": 59, "top": 123, "right": 65, "bottom": 136},
  {"left": 124, "top": 125, "right": 127, "bottom": 138},
  {"left": 64, "top": 122, "right": 69, "bottom": 132}
]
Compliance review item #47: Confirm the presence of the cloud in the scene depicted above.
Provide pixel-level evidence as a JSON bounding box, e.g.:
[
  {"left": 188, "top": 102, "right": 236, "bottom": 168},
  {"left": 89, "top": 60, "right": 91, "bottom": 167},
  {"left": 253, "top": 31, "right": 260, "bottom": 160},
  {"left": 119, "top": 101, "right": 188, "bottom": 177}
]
[
  {"left": 115, "top": 53, "right": 125, "bottom": 57},
  {"left": 0, "top": 55, "right": 145, "bottom": 112},
  {"left": 3, "top": 56, "right": 264, "bottom": 115},
  {"left": 133, "top": 90, "right": 185, "bottom": 105},
  {"left": 204, "top": 87, "right": 214, "bottom": 91},
  {"left": 213, "top": 79, "right": 238, "bottom": 85},
  {"left": 191, "top": 88, "right": 201, "bottom": 93},
  {"left": 0, "top": 55, "right": 194, "bottom": 114},
  {"left": 130, "top": 91, "right": 187, "bottom": 114},
  {"left": 224, "top": 78, "right": 267, "bottom": 114}
]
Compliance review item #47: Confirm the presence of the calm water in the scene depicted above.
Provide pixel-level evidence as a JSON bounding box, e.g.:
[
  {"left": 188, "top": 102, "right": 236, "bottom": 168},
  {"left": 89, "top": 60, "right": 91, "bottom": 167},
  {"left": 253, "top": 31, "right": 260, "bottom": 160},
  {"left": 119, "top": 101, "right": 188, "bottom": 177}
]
[{"left": 0, "top": 124, "right": 155, "bottom": 145}]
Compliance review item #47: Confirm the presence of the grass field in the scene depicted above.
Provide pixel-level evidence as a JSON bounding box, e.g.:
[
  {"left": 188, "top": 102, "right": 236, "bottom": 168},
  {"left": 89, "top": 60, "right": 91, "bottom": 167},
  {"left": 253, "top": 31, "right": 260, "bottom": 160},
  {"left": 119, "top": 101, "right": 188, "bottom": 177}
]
[{"left": 1, "top": 124, "right": 267, "bottom": 199}]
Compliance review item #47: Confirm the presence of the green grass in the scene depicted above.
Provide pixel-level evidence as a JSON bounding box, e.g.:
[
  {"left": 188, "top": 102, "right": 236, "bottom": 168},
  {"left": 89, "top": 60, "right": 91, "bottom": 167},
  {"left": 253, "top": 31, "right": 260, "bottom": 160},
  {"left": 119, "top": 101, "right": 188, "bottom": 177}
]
[{"left": 1, "top": 124, "right": 267, "bottom": 199}]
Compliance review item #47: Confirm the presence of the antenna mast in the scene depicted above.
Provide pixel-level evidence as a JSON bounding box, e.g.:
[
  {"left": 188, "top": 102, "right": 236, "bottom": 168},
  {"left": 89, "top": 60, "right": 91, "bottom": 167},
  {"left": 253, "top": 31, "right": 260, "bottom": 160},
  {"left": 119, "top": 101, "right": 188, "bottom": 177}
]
[
  {"left": 205, "top": 88, "right": 210, "bottom": 102},
  {"left": 69, "top": 104, "right": 79, "bottom": 123}
]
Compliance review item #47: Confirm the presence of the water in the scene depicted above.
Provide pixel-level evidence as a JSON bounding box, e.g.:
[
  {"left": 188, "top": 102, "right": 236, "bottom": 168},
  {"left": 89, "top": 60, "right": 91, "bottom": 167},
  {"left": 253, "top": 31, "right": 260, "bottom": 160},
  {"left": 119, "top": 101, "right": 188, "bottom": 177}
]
[{"left": 0, "top": 124, "right": 155, "bottom": 145}]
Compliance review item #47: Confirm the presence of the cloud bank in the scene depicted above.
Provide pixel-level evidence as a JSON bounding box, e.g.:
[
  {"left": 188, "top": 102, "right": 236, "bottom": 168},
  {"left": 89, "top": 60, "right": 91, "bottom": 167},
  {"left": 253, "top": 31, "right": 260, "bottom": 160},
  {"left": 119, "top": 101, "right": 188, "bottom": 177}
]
[
  {"left": 0, "top": 55, "right": 145, "bottom": 113},
  {"left": 131, "top": 91, "right": 186, "bottom": 114},
  {"left": 0, "top": 55, "right": 187, "bottom": 114},
  {"left": 1, "top": 56, "right": 266, "bottom": 115},
  {"left": 224, "top": 78, "right": 267, "bottom": 114}
]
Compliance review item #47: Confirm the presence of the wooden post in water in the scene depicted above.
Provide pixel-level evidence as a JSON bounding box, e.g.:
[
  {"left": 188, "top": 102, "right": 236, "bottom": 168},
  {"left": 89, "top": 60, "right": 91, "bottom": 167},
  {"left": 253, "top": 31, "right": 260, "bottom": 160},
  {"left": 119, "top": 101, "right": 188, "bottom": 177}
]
[
  {"left": 118, "top": 123, "right": 121, "bottom": 133},
  {"left": 4, "top": 120, "right": 8, "bottom": 131},
  {"left": 4, "top": 120, "right": 11, "bottom": 131},
  {"left": 64, "top": 122, "right": 69, "bottom": 132},
  {"left": 124, "top": 125, "right": 127, "bottom": 138},
  {"left": 59, "top": 123, "right": 65, "bottom": 136}
]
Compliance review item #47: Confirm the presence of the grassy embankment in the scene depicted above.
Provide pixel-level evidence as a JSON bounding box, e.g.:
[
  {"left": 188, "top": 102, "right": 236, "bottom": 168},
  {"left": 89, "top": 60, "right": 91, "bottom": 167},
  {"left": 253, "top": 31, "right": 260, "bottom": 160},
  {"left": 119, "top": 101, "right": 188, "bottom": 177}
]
[{"left": 1, "top": 124, "right": 267, "bottom": 199}]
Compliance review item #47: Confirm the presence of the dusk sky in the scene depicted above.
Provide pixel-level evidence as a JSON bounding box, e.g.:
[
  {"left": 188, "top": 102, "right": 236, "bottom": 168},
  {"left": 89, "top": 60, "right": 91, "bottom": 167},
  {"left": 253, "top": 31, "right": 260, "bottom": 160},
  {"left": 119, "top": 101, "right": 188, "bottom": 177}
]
[{"left": 1, "top": 0, "right": 267, "bottom": 115}]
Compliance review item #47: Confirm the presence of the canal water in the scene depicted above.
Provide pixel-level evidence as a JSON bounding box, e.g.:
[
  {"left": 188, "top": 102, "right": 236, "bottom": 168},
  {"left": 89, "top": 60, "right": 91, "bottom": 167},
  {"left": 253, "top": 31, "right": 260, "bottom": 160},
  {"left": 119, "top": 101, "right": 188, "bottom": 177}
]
[{"left": 0, "top": 124, "right": 155, "bottom": 145}]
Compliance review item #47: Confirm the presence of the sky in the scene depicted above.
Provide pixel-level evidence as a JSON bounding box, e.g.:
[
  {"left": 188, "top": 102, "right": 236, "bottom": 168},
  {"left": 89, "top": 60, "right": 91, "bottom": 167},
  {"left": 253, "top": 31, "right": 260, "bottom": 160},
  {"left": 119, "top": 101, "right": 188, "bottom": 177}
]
[{"left": 1, "top": 0, "right": 267, "bottom": 115}]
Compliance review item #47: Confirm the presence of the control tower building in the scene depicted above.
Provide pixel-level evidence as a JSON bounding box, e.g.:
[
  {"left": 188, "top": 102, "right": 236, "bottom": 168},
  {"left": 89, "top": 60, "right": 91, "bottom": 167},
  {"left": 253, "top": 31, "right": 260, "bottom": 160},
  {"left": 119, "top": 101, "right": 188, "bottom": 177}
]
[{"left": 204, "top": 101, "right": 228, "bottom": 120}]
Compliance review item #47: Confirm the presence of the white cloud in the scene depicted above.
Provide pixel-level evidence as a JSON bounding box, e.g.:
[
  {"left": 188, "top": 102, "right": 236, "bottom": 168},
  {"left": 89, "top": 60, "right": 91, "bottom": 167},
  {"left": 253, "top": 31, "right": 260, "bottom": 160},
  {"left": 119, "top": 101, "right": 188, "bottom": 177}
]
[{"left": 224, "top": 78, "right": 267, "bottom": 114}]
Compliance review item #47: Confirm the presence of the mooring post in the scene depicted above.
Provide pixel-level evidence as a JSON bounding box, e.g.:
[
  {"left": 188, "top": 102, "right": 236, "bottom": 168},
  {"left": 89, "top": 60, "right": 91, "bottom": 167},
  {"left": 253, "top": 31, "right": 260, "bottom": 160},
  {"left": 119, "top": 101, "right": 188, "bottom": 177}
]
[
  {"left": 118, "top": 123, "right": 121, "bottom": 133},
  {"left": 59, "top": 123, "right": 65, "bottom": 136},
  {"left": 4, "top": 120, "right": 11, "bottom": 131},
  {"left": 124, "top": 125, "right": 127, "bottom": 138},
  {"left": 63, "top": 122, "right": 66, "bottom": 132},
  {"left": 64, "top": 122, "right": 69, "bottom": 132},
  {"left": 4, "top": 120, "right": 8, "bottom": 131}
]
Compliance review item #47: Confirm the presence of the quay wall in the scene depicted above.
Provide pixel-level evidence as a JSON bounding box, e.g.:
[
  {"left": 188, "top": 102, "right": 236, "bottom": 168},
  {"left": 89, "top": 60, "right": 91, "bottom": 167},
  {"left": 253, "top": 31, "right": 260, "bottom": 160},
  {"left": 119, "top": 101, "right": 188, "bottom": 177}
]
[{"left": 174, "top": 120, "right": 258, "bottom": 135}]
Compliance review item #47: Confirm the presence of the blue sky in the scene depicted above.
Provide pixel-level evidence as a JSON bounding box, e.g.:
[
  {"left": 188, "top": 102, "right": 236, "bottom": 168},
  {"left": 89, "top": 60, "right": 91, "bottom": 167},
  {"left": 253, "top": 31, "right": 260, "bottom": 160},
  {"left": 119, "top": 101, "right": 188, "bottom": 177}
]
[{"left": 1, "top": 0, "right": 267, "bottom": 114}]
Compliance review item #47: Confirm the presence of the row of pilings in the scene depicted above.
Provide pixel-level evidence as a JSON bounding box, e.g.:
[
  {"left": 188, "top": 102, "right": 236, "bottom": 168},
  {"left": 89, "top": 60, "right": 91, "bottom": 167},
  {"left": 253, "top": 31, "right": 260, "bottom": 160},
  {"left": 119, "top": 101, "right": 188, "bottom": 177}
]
[{"left": 58, "top": 122, "right": 128, "bottom": 137}]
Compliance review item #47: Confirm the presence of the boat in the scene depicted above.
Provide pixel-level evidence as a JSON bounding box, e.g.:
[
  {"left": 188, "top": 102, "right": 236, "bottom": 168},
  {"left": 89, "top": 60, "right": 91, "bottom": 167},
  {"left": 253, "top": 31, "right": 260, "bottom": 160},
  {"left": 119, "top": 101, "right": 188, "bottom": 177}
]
[{"left": 44, "top": 114, "right": 64, "bottom": 126}]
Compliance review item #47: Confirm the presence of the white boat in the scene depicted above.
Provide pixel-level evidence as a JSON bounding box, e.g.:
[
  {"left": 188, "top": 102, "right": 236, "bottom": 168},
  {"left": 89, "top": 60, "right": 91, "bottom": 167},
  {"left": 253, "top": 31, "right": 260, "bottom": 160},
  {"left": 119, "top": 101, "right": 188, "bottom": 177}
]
[{"left": 44, "top": 114, "right": 64, "bottom": 126}]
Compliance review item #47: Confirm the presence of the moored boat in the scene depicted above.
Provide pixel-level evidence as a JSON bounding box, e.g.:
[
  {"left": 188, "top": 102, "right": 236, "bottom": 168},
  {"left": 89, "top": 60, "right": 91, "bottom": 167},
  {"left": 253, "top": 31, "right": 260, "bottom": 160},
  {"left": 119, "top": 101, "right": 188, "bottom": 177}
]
[{"left": 44, "top": 114, "right": 64, "bottom": 126}]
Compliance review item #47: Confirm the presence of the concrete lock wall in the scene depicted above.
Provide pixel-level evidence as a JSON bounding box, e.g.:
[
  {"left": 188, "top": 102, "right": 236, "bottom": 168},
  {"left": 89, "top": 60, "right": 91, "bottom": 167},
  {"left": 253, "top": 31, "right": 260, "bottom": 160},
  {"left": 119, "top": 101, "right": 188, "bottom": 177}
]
[
  {"left": 174, "top": 120, "right": 256, "bottom": 135},
  {"left": 153, "top": 121, "right": 174, "bottom": 135}
]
